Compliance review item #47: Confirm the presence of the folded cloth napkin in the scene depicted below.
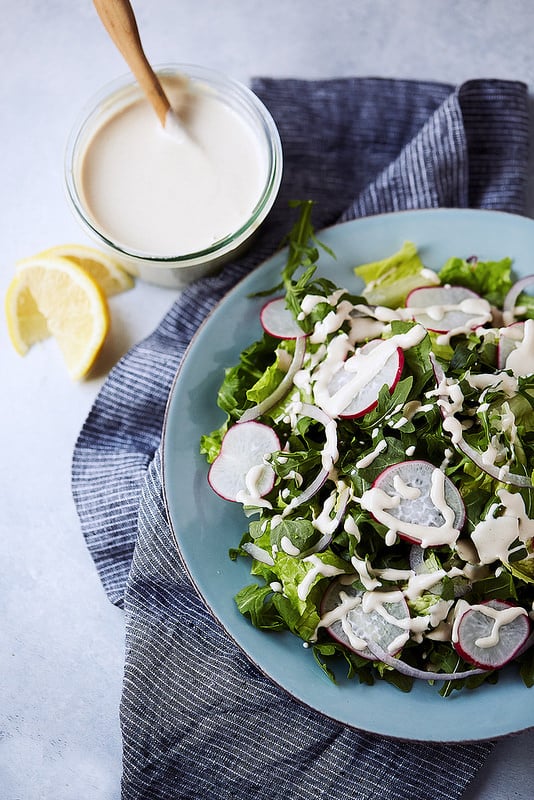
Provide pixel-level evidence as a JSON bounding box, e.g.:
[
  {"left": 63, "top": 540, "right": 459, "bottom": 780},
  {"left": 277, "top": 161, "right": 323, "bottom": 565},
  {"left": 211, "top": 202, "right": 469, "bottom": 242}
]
[{"left": 72, "top": 77, "right": 528, "bottom": 800}]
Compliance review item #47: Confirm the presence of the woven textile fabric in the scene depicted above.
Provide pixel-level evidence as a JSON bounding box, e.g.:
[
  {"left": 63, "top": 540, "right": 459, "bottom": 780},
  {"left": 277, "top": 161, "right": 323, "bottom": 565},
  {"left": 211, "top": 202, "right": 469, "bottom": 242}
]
[{"left": 72, "top": 77, "right": 529, "bottom": 800}]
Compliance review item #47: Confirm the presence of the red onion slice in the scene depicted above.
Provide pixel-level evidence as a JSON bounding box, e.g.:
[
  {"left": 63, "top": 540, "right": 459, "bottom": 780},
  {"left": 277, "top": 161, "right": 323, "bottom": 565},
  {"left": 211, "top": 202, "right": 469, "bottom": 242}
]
[
  {"left": 503, "top": 275, "right": 534, "bottom": 317},
  {"left": 365, "top": 640, "right": 486, "bottom": 681},
  {"left": 239, "top": 335, "right": 307, "bottom": 423}
]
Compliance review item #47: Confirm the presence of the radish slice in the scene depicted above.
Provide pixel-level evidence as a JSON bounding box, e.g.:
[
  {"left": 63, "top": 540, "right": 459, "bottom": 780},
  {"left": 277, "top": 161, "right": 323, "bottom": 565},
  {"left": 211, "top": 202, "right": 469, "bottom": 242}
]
[
  {"left": 208, "top": 421, "right": 280, "bottom": 502},
  {"left": 406, "top": 285, "right": 491, "bottom": 333},
  {"left": 260, "top": 297, "right": 307, "bottom": 339},
  {"left": 239, "top": 335, "right": 306, "bottom": 424},
  {"left": 365, "top": 640, "right": 486, "bottom": 681},
  {"left": 454, "top": 599, "right": 531, "bottom": 670},
  {"left": 503, "top": 275, "right": 534, "bottom": 318},
  {"left": 497, "top": 322, "right": 525, "bottom": 369},
  {"left": 327, "top": 340, "right": 404, "bottom": 418},
  {"left": 363, "top": 460, "right": 465, "bottom": 547},
  {"left": 320, "top": 579, "right": 411, "bottom": 660}
]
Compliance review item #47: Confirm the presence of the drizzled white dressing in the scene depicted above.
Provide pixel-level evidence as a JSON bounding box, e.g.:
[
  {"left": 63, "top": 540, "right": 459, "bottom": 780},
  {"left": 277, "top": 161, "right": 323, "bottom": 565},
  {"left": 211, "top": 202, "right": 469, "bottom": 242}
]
[
  {"left": 297, "top": 555, "right": 345, "bottom": 601},
  {"left": 505, "top": 318, "right": 534, "bottom": 376},
  {"left": 312, "top": 325, "right": 426, "bottom": 418},
  {"left": 471, "top": 489, "right": 534, "bottom": 564},
  {"left": 355, "top": 439, "right": 387, "bottom": 469}
]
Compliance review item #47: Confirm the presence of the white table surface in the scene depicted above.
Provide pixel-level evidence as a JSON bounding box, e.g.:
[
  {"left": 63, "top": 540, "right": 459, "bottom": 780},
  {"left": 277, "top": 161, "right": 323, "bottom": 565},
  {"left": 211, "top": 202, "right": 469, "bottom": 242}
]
[{"left": 3, "top": 2, "right": 534, "bottom": 798}]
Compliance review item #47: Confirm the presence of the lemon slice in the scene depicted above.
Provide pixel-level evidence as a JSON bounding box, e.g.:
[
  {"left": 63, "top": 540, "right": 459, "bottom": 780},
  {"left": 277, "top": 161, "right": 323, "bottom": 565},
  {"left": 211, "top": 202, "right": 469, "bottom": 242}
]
[
  {"left": 6, "top": 255, "right": 110, "bottom": 380},
  {"left": 36, "top": 243, "right": 134, "bottom": 296}
]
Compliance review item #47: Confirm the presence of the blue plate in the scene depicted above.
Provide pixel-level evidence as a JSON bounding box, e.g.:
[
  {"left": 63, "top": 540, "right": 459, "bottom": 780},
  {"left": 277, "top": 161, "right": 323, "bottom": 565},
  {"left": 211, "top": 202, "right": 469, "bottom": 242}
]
[{"left": 162, "top": 208, "right": 534, "bottom": 742}]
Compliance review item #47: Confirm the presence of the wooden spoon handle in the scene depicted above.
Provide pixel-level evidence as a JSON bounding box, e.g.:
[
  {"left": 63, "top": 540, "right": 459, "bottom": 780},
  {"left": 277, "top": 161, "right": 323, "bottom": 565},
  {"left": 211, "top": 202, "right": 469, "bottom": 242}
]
[{"left": 93, "top": 0, "right": 170, "bottom": 125}]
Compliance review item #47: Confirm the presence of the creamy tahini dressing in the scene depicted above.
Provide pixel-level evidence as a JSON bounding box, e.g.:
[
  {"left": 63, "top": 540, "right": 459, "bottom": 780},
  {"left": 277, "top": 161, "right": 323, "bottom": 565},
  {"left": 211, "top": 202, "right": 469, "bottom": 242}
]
[
  {"left": 343, "top": 515, "right": 361, "bottom": 540},
  {"left": 78, "top": 77, "right": 267, "bottom": 256},
  {"left": 393, "top": 475, "right": 420, "bottom": 500},
  {"left": 472, "top": 604, "right": 528, "bottom": 648},
  {"left": 466, "top": 372, "right": 518, "bottom": 395},
  {"left": 351, "top": 556, "right": 382, "bottom": 591},
  {"left": 312, "top": 483, "right": 352, "bottom": 536},
  {"left": 312, "top": 325, "right": 426, "bottom": 417},
  {"left": 297, "top": 555, "right": 345, "bottom": 601},
  {"left": 280, "top": 536, "right": 300, "bottom": 556},
  {"left": 432, "top": 365, "right": 526, "bottom": 483},
  {"left": 236, "top": 463, "right": 275, "bottom": 508},
  {"left": 355, "top": 439, "right": 387, "bottom": 469},
  {"left": 505, "top": 318, "right": 534, "bottom": 376},
  {"left": 471, "top": 489, "right": 534, "bottom": 564}
]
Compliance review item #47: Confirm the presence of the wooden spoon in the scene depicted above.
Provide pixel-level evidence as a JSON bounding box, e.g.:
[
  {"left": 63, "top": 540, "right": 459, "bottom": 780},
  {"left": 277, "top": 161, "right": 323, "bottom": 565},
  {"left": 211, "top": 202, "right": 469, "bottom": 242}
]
[{"left": 93, "top": 0, "right": 185, "bottom": 127}]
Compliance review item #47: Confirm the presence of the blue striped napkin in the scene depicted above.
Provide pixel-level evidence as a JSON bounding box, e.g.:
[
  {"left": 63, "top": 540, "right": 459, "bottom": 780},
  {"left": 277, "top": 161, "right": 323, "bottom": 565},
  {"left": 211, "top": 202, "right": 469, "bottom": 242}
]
[{"left": 72, "top": 77, "right": 528, "bottom": 800}]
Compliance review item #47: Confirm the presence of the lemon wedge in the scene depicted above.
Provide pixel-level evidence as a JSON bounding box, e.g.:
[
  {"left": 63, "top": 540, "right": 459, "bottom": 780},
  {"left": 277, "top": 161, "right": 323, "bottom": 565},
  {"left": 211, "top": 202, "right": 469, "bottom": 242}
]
[
  {"left": 36, "top": 243, "right": 134, "bottom": 296},
  {"left": 5, "top": 255, "right": 110, "bottom": 380}
]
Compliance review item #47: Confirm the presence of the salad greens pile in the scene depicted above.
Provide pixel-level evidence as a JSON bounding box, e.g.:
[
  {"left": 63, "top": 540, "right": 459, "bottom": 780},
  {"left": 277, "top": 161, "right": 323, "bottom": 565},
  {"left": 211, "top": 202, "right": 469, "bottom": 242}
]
[{"left": 201, "top": 201, "right": 534, "bottom": 695}]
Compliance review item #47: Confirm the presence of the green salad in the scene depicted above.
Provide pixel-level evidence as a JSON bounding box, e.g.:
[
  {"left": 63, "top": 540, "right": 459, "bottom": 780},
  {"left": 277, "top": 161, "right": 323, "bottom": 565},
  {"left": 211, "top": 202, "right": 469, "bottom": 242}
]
[{"left": 201, "top": 201, "right": 534, "bottom": 695}]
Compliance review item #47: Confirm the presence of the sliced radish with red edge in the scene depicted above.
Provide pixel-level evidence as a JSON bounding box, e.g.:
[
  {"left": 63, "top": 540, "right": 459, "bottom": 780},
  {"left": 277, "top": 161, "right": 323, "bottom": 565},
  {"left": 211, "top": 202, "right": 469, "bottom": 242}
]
[
  {"left": 320, "top": 578, "right": 410, "bottom": 660},
  {"left": 327, "top": 340, "right": 404, "bottom": 419},
  {"left": 368, "top": 460, "right": 465, "bottom": 545},
  {"left": 406, "top": 285, "right": 490, "bottom": 333},
  {"left": 454, "top": 599, "right": 531, "bottom": 670},
  {"left": 208, "top": 421, "right": 280, "bottom": 502},
  {"left": 260, "top": 297, "right": 307, "bottom": 339}
]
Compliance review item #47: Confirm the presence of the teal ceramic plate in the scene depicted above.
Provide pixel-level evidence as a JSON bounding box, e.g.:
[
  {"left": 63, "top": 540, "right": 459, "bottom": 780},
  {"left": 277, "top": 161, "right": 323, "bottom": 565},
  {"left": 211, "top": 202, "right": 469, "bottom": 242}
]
[{"left": 162, "top": 208, "right": 534, "bottom": 742}]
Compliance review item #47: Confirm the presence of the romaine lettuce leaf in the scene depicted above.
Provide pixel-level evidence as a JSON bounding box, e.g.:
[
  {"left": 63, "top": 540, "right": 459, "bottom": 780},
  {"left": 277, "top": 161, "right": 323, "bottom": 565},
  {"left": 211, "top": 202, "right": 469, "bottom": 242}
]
[{"left": 354, "top": 240, "right": 439, "bottom": 307}]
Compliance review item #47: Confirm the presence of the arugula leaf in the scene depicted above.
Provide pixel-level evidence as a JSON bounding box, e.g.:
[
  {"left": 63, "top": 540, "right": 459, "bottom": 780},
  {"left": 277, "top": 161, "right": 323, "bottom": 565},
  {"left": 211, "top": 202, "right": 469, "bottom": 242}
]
[
  {"left": 268, "top": 518, "right": 322, "bottom": 553},
  {"left": 254, "top": 200, "right": 338, "bottom": 335},
  {"left": 312, "top": 641, "right": 376, "bottom": 684},
  {"left": 469, "top": 570, "right": 518, "bottom": 602}
]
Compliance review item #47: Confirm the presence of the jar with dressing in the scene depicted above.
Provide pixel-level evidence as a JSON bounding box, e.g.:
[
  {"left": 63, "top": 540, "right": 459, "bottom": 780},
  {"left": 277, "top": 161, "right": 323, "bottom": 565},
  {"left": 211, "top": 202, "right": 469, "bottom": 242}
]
[{"left": 65, "top": 64, "right": 283, "bottom": 287}]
